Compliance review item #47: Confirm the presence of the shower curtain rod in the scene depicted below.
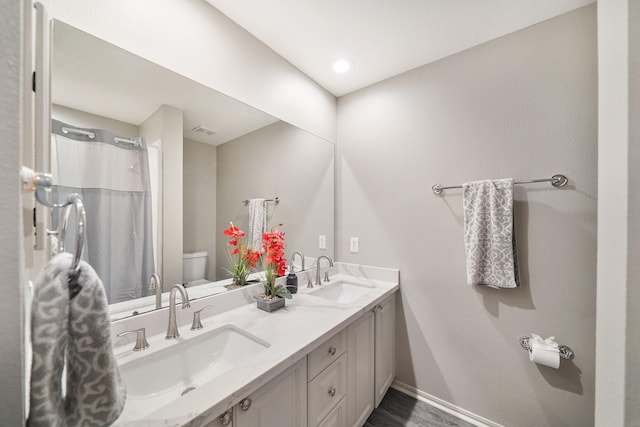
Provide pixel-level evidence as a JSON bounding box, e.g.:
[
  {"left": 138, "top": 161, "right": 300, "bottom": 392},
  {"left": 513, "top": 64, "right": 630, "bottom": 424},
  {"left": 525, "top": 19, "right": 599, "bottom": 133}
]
[
  {"left": 114, "top": 137, "right": 140, "bottom": 147},
  {"left": 62, "top": 126, "right": 95, "bottom": 139},
  {"left": 61, "top": 126, "right": 140, "bottom": 147},
  {"left": 431, "top": 174, "right": 568, "bottom": 195},
  {"left": 242, "top": 197, "right": 280, "bottom": 205}
]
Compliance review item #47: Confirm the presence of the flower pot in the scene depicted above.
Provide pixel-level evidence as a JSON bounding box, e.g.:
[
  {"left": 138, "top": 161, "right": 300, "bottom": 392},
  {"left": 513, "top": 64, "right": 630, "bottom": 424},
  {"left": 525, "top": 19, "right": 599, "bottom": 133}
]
[{"left": 257, "top": 296, "right": 285, "bottom": 312}]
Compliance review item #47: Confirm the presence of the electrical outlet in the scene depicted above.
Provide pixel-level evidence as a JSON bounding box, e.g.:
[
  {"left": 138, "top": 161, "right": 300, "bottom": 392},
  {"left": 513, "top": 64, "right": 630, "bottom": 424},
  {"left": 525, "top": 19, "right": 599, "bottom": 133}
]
[
  {"left": 319, "top": 235, "right": 326, "bottom": 250},
  {"left": 350, "top": 237, "right": 359, "bottom": 253}
]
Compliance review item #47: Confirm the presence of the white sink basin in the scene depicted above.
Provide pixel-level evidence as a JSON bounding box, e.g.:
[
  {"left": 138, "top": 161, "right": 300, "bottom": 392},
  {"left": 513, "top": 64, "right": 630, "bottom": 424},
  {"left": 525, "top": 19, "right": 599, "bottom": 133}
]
[
  {"left": 119, "top": 324, "right": 270, "bottom": 420},
  {"left": 309, "top": 280, "right": 375, "bottom": 304}
]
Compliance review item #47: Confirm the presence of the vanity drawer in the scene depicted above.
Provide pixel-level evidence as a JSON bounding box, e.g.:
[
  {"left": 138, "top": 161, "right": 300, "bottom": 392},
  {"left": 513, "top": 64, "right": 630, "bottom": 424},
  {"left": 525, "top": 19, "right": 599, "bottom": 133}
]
[
  {"left": 318, "top": 397, "right": 346, "bottom": 427},
  {"left": 308, "top": 353, "right": 347, "bottom": 427},
  {"left": 308, "top": 329, "right": 347, "bottom": 380}
]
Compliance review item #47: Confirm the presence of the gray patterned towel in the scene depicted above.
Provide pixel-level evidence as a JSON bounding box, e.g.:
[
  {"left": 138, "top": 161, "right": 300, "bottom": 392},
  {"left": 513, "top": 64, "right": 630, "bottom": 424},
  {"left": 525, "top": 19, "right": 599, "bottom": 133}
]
[
  {"left": 462, "top": 179, "right": 520, "bottom": 288},
  {"left": 29, "top": 253, "right": 126, "bottom": 427},
  {"left": 248, "top": 198, "right": 267, "bottom": 251}
]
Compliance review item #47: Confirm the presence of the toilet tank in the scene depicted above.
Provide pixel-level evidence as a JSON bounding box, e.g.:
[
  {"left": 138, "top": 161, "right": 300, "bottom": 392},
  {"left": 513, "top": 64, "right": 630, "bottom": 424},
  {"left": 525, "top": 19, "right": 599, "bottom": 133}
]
[{"left": 183, "top": 251, "right": 208, "bottom": 283}]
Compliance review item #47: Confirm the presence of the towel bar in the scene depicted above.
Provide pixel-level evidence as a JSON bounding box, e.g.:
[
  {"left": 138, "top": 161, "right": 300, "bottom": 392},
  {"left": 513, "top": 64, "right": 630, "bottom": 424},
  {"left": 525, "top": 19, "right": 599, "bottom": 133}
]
[
  {"left": 242, "top": 197, "right": 280, "bottom": 204},
  {"left": 432, "top": 174, "right": 568, "bottom": 195}
]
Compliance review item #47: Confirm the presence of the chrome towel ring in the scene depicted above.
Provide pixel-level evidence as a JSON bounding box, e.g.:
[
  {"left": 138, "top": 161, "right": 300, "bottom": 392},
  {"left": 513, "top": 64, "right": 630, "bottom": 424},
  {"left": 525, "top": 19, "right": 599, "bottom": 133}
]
[{"left": 21, "top": 167, "right": 87, "bottom": 271}]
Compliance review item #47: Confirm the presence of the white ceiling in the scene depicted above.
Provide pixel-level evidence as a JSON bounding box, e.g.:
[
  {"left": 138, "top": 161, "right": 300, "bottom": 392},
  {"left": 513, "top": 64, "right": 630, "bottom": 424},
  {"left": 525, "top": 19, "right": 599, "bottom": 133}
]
[{"left": 206, "top": 0, "right": 595, "bottom": 97}]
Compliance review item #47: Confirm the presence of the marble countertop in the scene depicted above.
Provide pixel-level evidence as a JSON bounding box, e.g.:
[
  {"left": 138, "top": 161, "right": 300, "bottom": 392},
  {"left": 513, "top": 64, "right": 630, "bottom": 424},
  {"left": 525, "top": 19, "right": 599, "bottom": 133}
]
[{"left": 112, "top": 263, "right": 399, "bottom": 426}]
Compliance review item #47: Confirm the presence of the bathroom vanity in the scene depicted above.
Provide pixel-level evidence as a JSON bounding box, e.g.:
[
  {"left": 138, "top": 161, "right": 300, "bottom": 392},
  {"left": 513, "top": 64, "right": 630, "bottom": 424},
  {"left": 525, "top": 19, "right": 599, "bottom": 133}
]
[{"left": 111, "top": 263, "right": 398, "bottom": 427}]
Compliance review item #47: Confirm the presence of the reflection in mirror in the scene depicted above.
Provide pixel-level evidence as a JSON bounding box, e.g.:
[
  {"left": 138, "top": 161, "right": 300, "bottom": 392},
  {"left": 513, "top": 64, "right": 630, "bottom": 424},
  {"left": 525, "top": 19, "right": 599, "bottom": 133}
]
[
  {"left": 51, "top": 21, "right": 334, "bottom": 320},
  {"left": 50, "top": 118, "right": 155, "bottom": 304}
]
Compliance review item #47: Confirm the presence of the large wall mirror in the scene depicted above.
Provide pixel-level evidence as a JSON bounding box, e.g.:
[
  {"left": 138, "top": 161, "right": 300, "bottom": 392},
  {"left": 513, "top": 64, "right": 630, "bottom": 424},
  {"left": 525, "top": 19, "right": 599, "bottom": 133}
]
[{"left": 51, "top": 21, "right": 334, "bottom": 320}]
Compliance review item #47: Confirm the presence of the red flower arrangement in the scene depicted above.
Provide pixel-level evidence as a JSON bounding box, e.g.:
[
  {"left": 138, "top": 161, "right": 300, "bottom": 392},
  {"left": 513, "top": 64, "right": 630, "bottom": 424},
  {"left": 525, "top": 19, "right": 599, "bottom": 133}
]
[
  {"left": 223, "top": 222, "right": 261, "bottom": 286},
  {"left": 261, "top": 226, "right": 291, "bottom": 299}
]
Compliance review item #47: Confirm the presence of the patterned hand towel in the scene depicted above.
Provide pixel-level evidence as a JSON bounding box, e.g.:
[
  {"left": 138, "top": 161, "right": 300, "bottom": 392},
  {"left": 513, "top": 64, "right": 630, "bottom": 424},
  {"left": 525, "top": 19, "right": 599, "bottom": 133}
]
[
  {"left": 248, "top": 198, "right": 267, "bottom": 251},
  {"left": 462, "top": 179, "right": 520, "bottom": 288},
  {"left": 29, "top": 253, "right": 126, "bottom": 427},
  {"left": 29, "top": 253, "right": 72, "bottom": 426}
]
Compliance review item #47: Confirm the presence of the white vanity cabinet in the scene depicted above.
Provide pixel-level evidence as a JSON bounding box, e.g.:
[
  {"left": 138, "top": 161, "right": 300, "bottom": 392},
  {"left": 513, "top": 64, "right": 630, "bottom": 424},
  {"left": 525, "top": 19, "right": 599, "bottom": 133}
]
[
  {"left": 308, "top": 331, "right": 348, "bottom": 427},
  {"left": 202, "top": 291, "right": 397, "bottom": 427},
  {"left": 347, "top": 293, "right": 396, "bottom": 427},
  {"left": 203, "top": 409, "right": 233, "bottom": 427},
  {"left": 204, "top": 357, "right": 308, "bottom": 427},
  {"left": 346, "top": 311, "right": 375, "bottom": 427},
  {"left": 317, "top": 397, "right": 348, "bottom": 427},
  {"left": 234, "top": 357, "right": 308, "bottom": 427},
  {"left": 374, "top": 293, "right": 396, "bottom": 408}
]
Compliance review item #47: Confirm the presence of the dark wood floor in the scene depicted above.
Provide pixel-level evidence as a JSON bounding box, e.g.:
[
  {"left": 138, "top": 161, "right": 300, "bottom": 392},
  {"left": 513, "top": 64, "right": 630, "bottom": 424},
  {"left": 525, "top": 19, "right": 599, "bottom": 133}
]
[{"left": 365, "top": 388, "right": 476, "bottom": 427}]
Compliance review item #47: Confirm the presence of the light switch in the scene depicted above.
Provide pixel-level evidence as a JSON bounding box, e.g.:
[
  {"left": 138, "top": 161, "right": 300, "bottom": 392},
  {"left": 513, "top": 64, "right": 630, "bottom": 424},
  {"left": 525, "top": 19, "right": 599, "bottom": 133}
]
[
  {"left": 319, "top": 235, "right": 326, "bottom": 250},
  {"left": 350, "top": 237, "right": 359, "bottom": 253}
]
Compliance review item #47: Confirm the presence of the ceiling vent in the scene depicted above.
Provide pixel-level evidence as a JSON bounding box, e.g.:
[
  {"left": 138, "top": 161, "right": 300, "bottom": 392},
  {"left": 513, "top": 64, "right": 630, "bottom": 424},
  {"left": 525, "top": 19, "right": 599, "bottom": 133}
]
[{"left": 192, "top": 126, "right": 217, "bottom": 136}]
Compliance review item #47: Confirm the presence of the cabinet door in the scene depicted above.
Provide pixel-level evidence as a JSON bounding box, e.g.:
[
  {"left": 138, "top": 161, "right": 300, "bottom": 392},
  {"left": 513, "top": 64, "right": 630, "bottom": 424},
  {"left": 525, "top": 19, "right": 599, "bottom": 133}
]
[
  {"left": 235, "top": 357, "right": 308, "bottom": 427},
  {"left": 347, "top": 310, "right": 374, "bottom": 427},
  {"left": 374, "top": 293, "right": 396, "bottom": 408}
]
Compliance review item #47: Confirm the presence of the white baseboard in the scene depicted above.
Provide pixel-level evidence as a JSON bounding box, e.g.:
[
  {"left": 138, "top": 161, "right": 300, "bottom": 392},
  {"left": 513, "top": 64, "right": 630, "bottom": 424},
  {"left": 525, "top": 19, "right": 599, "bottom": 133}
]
[{"left": 390, "top": 380, "right": 504, "bottom": 427}]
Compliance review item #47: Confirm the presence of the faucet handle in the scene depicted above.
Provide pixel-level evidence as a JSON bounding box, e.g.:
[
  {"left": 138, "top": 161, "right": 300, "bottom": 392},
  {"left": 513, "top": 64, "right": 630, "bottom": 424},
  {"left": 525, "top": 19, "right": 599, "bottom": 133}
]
[
  {"left": 191, "top": 305, "right": 212, "bottom": 330},
  {"left": 306, "top": 272, "right": 313, "bottom": 288},
  {"left": 117, "top": 328, "right": 150, "bottom": 351}
]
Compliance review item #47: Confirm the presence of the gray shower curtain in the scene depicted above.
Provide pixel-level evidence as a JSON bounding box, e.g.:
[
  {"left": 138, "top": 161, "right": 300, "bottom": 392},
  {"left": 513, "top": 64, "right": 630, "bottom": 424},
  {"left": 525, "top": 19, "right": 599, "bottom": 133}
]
[{"left": 51, "top": 119, "right": 155, "bottom": 304}]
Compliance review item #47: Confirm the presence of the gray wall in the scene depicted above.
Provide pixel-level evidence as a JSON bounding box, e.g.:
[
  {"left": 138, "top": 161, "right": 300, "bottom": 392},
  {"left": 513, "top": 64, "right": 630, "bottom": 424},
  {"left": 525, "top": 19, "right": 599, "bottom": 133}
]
[
  {"left": 183, "top": 138, "right": 217, "bottom": 281},
  {"left": 52, "top": 104, "right": 139, "bottom": 136},
  {"left": 336, "top": 6, "right": 597, "bottom": 426},
  {"left": 216, "top": 121, "right": 334, "bottom": 280},
  {"left": 140, "top": 105, "right": 183, "bottom": 286},
  {"left": 0, "top": 0, "right": 25, "bottom": 422}
]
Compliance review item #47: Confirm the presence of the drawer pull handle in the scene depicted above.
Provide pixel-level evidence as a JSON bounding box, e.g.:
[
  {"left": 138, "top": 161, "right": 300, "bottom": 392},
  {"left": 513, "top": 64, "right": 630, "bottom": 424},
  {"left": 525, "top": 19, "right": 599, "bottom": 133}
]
[
  {"left": 219, "top": 410, "right": 232, "bottom": 425},
  {"left": 239, "top": 397, "right": 252, "bottom": 411},
  {"left": 328, "top": 386, "right": 336, "bottom": 397},
  {"left": 328, "top": 346, "right": 337, "bottom": 356}
]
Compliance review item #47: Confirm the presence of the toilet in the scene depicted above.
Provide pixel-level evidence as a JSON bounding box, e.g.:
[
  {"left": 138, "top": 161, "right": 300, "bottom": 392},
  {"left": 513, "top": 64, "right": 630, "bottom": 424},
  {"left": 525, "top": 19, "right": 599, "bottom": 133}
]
[{"left": 183, "top": 251, "right": 208, "bottom": 286}]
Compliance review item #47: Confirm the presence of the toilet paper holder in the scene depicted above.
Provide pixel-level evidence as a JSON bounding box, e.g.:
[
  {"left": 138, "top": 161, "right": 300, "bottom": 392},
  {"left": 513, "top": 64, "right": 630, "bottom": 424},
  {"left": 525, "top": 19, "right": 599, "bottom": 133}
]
[{"left": 520, "top": 336, "right": 574, "bottom": 360}]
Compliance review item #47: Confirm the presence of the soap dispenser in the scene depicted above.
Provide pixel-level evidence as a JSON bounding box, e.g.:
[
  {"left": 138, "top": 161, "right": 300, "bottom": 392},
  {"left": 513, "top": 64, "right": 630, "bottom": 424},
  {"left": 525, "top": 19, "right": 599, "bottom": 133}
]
[
  {"left": 287, "top": 251, "right": 304, "bottom": 294},
  {"left": 286, "top": 264, "right": 298, "bottom": 294}
]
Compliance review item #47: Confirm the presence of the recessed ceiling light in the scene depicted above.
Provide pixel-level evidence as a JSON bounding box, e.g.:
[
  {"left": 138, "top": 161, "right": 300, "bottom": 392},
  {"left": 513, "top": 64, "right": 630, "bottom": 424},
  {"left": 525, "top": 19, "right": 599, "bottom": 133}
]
[{"left": 332, "top": 58, "right": 354, "bottom": 73}]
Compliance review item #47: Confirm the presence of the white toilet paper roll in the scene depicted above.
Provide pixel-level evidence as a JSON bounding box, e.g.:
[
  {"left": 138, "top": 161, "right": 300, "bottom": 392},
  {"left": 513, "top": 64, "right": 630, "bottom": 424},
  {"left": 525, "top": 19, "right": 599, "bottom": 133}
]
[{"left": 529, "top": 344, "right": 560, "bottom": 369}]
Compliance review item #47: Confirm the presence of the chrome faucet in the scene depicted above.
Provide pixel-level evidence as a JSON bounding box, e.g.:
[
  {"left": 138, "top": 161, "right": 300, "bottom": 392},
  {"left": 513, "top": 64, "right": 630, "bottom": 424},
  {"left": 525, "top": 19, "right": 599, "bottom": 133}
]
[
  {"left": 315, "top": 255, "right": 334, "bottom": 286},
  {"left": 166, "top": 284, "right": 191, "bottom": 339},
  {"left": 149, "top": 273, "right": 162, "bottom": 309},
  {"left": 290, "top": 251, "right": 305, "bottom": 272}
]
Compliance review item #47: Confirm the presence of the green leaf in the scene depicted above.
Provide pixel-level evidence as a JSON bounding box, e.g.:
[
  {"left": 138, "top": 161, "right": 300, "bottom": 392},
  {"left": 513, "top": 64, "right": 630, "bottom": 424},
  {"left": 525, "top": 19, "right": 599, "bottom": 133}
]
[{"left": 276, "top": 287, "right": 292, "bottom": 299}]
